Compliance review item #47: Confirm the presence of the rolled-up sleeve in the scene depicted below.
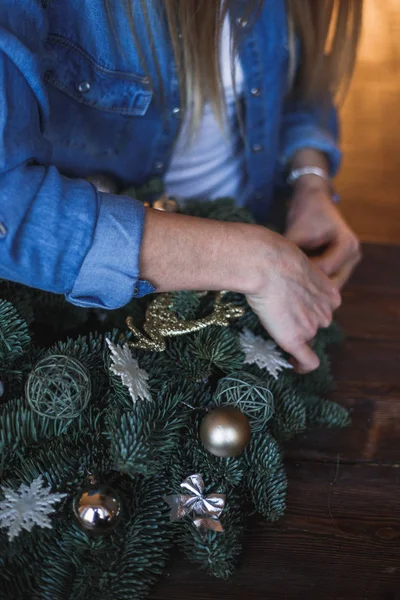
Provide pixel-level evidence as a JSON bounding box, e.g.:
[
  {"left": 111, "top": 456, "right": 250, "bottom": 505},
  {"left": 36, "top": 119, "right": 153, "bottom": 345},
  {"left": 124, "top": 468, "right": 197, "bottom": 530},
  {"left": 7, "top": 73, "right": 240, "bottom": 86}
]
[
  {"left": 66, "top": 193, "right": 155, "bottom": 308},
  {"left": 0, "top": 1, "right": 150, "bottom": 310},
  {"left": 279, "top": 97, "right": 342, "bottom": 177}
]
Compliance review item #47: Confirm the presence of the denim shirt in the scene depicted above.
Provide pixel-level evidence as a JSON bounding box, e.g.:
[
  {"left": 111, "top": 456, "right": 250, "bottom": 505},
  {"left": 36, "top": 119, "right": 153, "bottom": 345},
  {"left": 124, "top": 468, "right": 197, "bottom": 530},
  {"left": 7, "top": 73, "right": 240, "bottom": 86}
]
[{"left": 0, "top": 0, "right": 341, "bottom": 310}]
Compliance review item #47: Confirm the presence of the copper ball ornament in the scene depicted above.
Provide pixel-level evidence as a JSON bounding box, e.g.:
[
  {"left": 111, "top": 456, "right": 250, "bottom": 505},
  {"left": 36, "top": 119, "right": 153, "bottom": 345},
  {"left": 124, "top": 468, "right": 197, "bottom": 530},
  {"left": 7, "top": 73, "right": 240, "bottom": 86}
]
[
  {"left": 73, "top": 484, "right": 122, "bottom": 534},
  {"left": 200, "top": 407, "right": 251, "bottom": 457}
]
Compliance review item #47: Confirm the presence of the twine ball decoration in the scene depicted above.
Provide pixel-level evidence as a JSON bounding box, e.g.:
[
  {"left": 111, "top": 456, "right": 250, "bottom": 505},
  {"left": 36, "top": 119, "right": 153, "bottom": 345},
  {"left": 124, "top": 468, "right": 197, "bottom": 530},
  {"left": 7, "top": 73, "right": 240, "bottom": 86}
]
[
  {"left": 214, "top": 372, "right": 274, "bottom": 433},
  {"left": 26, "top": 355, "right": 91, "bottom": 419}
]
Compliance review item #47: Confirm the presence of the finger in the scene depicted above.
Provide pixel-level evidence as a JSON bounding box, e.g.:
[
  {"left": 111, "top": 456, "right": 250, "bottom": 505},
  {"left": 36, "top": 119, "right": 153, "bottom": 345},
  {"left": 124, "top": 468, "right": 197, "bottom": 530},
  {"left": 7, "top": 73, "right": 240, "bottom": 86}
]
[
  {"left": 331, "top": 257, "right": 359, "bottom": 289},
  {"left": 312, "top": 239, "right": 350, "bottom": 277},
  {"left": 285, "top": 224, "right": 329, "bottom": 250},
  {"left": 316, "top": 309, "right": 333, "bottom": 329},
  {"left": 289, "top": 343, "right": 320, "bottom": 374}
]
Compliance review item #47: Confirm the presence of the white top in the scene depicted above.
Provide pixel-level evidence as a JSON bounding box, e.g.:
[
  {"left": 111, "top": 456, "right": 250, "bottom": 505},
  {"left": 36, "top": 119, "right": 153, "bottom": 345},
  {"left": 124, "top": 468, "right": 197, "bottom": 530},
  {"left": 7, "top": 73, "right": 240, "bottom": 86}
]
[{"left": 164, "top": 16, "right": 246, "bottom": 202}]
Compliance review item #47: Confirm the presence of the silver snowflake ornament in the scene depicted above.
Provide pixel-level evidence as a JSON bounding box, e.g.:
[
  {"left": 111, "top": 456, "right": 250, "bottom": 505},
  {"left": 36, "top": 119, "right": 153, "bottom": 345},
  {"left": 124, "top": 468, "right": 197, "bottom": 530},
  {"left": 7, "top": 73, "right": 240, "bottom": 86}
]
[
  {"left": 239, "top": 329, "right": 293, "bottom": 380},
  {"left": 106, "top": 339, "right": 152, "bottom": 404},
  {"left": 0, "top": 476, "right": 67, "bottom": 541}
]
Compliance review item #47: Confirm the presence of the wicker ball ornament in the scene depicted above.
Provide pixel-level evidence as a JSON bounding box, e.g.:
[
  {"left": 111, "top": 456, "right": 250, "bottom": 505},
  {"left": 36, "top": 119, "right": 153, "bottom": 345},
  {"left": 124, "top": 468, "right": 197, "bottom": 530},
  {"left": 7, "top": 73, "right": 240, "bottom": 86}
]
[
  {"left": 73, "top": 484, "right": 122, "bottom": 534},
  {"left": 26, "top": 355, "right": 91, "bottom": 419},
  {"left": 200, "top": 407, "right": 251, "bottom": 457},
  {"left": 214, "top": 372, "right": 274, "bottom": 433}
]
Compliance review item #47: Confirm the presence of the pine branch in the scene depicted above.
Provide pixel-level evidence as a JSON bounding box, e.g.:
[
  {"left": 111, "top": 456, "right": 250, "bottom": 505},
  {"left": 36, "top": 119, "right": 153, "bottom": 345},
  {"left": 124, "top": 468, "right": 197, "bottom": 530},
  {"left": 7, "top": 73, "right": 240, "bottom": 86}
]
[
  {"left": 188, "top": 326, "right": 245, "bottom": 374},
  {"left": 246, "top": 464, "right": 287, "bottom": 522},
  {"left": 244, "top": 430, "right": 283, "bottom": 476},
  {"left": 173, "top": 487, "right": 244, "bottom": 580},
  {"left": 108, "top": 385, "right": 191, "bottom": 476},
  {"left": 0, "top": 300, "right": 30, "bottom": 366},
  {"left": 305, "top": 396, "right": 350, "bottom": 428}
]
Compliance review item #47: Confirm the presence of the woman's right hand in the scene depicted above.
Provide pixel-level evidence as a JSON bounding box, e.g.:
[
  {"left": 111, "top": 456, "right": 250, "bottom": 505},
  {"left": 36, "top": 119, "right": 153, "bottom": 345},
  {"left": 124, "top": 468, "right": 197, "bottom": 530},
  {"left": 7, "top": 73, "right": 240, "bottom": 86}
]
[
  {"left": 139, "top": 210, "right": 341, "bottom": 374},
  {"left": 246, "top": 228, "right": 341, "bottom": 374}
]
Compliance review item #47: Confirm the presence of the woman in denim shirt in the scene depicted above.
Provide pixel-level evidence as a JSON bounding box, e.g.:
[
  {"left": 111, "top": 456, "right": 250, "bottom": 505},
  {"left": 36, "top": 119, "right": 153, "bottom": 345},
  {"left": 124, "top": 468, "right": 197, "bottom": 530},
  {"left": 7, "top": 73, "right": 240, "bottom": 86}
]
[{"left": 0, "top": 0, "right": 362, "bottom": 373}]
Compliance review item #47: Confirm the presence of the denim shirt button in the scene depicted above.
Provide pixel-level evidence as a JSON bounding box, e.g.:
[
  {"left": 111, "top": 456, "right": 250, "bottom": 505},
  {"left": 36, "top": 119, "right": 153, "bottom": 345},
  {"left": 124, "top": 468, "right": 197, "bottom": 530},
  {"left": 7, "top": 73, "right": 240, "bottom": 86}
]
[
  {"left": 0, "top": 222, "right": 7, "bottom": 238},
  {"left": 172, "top": 107, "right": 181, "bottom": 116},
  {"left": 133, "top": 287, "right": 139, "bottom": 296},
  {"left": 251, "top": 87, "right": 261, "bottom": 97},
  {"left": 236, "top": 17, "right": 248, "bottom": 28},
  {"left": 155, "top": 161, "right": 164, "bottom": 170},
  {"left": 252, "top": 144, "right": 263, "bottom": 153},
  {"left": 77, "top": 81, "right": 91, "bottom": 93}
]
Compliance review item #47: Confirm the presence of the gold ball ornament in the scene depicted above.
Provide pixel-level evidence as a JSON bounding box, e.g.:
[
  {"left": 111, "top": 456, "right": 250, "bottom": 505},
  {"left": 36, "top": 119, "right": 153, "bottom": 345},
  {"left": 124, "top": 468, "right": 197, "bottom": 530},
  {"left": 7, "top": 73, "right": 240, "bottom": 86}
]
[
  {"left": 152, "top": 194, "right": 178, "bottom": 212},
  {"left": 200, "top": 407, "right": 251, "bottom": 457},
  {"left": 73, "top": 484, "right": 122, "bottom": 534}
]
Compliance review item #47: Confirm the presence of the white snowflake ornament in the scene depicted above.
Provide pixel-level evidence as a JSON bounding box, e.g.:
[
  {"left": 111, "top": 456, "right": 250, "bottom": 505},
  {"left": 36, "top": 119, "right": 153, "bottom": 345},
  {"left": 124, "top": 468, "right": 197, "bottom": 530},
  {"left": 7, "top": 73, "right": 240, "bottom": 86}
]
[
  {"left": 239, "top": 329, "right": 293, "bottom": 380},
  {"left": 106, "top": 339, "right": 152, "bottom": 404},
  {"left": 0, "top": 476, "right": 67, "bottom": 541}
]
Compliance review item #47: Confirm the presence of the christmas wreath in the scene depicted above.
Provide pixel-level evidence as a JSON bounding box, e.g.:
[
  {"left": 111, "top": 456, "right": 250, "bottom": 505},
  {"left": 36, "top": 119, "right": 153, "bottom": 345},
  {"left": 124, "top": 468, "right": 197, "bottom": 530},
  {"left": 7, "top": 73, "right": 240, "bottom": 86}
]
[{"left": 0, "top": 196, "right": 349, "bottom": 599}]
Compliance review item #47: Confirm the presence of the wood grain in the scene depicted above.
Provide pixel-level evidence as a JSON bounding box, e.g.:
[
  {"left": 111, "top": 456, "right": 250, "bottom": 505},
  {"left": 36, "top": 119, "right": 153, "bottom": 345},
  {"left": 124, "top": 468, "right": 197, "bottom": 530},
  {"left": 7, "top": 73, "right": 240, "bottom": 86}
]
[{"left": 149, "top": 463, "right": 400, "bottom": 600}]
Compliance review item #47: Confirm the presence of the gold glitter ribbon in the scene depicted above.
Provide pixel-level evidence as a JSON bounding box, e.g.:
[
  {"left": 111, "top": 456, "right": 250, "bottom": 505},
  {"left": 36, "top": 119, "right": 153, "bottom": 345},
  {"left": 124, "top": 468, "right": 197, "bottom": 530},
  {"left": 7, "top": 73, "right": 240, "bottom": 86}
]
[{"left": 126, "top": 292, "right": 244, "bottom": 351}]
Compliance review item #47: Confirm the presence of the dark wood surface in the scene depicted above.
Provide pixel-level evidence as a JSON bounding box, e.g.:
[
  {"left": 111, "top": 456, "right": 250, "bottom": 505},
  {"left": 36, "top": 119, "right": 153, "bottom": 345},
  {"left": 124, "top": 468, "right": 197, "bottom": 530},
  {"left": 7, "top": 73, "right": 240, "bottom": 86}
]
[{"left": 149, "top": 244, "right": 400, "bottom": 600}]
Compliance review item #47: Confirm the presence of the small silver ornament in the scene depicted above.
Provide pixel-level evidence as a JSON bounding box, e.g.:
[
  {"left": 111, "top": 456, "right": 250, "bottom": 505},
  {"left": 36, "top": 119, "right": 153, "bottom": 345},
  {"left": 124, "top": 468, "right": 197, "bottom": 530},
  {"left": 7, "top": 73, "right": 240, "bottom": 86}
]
[
  {"left": 106, "top": 338, "right": 152, "bottom": 404},
  {"left": 239, "top": 329, "right": 293, "bottom": 380},
  {"left": 73, "top": 484, "right": 122, "bottom": 534},
  {"left": 0, "top": 476, "right": 67, "bottom": 541},
  {"left": 200, "top": 406, "right": 251, "bottom": 457},
  {"left": 164, "top": 474, "right": 225, "bottom": 534},
  {"left": 86, "top": 173, "right": 119, "bottom": 194}
]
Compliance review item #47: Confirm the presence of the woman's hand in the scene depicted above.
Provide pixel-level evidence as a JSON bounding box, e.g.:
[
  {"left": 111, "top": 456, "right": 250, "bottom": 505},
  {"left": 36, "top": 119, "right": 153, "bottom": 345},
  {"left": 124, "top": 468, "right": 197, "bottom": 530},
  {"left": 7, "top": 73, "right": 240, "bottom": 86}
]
[
  {"left": 285, "top": 178, "right": 362, "bottom": 288},
  {"left": 140, "top": 209, "right": 341, "bottom": 374},
  {"left": 245, "top": 229, "right": 341, "bottom": 374}
]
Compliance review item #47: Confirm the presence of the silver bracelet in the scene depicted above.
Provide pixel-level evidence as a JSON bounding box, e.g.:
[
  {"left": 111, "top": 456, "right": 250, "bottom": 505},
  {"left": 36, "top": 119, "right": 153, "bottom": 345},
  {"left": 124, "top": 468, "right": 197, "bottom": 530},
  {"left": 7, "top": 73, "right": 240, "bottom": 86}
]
[
  {"left": 287, "top": 166, "right": 329, "bottom": 185},
  {"left": 287, "top": 166, "right": 340, "bottom": 203}
]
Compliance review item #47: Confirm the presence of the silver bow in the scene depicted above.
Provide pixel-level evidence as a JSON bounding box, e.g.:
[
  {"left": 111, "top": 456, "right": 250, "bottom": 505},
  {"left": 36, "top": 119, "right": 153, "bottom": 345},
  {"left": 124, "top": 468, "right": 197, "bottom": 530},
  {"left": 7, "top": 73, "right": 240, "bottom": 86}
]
[{"left": 164, "top": 474, "right": 226, "bottom": 533}]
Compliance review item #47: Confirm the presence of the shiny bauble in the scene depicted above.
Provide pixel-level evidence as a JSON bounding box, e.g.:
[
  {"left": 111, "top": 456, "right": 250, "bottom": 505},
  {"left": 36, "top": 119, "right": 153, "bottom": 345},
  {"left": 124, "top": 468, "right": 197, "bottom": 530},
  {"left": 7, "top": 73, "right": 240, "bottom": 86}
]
[
  {"left": 86, "top": 173, "right": 119, "bottom": 194},
  {"left": 73, "top": 485, "right": 122, "bottom": 534},
  {"left": 200, "top": 407, "right": 251, "bottom": 457},
  {"left": 152, "top": 194, "right": 178, "bottom": 212}
]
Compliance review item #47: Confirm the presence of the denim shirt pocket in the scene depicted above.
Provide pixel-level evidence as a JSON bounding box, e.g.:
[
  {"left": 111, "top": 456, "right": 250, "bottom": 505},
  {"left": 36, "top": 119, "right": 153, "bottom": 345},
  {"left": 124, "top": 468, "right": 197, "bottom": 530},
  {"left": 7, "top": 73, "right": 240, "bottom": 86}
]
[{"left": 44, "top": 34, "right": 153, "bottom": 117}]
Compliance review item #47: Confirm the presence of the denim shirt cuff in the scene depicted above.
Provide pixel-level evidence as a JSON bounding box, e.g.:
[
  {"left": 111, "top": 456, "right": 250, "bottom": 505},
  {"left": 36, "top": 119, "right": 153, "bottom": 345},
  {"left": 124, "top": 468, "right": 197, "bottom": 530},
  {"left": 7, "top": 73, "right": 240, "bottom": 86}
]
[
  {"left": 66, "top": 191, "right": 155, "bottom": 309},
  {"left": 280, "top": 125, "right": 342, "bottom": 177}
]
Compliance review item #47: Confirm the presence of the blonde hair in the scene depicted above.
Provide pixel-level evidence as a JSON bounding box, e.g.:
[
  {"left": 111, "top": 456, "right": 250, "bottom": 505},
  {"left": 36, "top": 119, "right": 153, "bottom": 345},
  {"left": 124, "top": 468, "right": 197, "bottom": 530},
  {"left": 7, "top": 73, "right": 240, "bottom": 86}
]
[{"left": 115, "top": 0, "right": 363, "bottom": 131}]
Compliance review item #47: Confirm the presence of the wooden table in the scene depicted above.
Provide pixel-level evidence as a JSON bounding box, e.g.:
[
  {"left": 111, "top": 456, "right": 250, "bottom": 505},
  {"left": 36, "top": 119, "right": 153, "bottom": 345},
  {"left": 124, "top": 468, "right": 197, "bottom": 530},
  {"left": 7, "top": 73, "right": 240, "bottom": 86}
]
[{"left": 150, "top": 243, "right": 400, "bottom": 600}]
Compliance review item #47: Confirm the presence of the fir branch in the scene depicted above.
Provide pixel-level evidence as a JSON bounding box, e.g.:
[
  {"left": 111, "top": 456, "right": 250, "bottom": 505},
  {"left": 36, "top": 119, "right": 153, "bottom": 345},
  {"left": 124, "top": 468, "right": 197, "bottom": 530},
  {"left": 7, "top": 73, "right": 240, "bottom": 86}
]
[
  {"left": 305, "top": 396, "right": 350, "bottom": 428},
  {"left": 245, "top": 430, "right": 283, "bottom": 476},
  {"left": 0, "top": 300, "right": 30, "bottom": 366},
  {"left": 108, "top": 386, "right": 191, "bottom": 475},
  {"left": 188, "top": 326, "right": 245, "bottom": 374},
  {"left": 173, "top": 487, "right": 244, "bottom": 580},
  {"left": 247, "top": 464, "right": 287, "bottom": 522},
  {"left": 270, "top": 388, "right": 307, "bottom": 440},
  {"left": 0, "top": 397, "right": 70, "bottom": 472}
]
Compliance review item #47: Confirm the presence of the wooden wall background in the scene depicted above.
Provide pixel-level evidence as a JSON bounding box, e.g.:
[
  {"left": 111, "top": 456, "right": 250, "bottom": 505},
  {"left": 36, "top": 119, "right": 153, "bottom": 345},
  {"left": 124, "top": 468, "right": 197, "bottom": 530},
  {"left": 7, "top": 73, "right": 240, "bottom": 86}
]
[{"left": 337, "top": 0, "right": 400, "bottom": 244}]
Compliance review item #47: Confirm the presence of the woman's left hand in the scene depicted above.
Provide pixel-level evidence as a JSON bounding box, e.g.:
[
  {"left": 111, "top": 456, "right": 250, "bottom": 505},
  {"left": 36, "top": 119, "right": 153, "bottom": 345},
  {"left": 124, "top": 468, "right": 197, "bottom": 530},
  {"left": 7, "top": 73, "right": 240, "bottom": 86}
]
[{"left": 285, "top": 179, "right": 362, "bottom": 289}]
